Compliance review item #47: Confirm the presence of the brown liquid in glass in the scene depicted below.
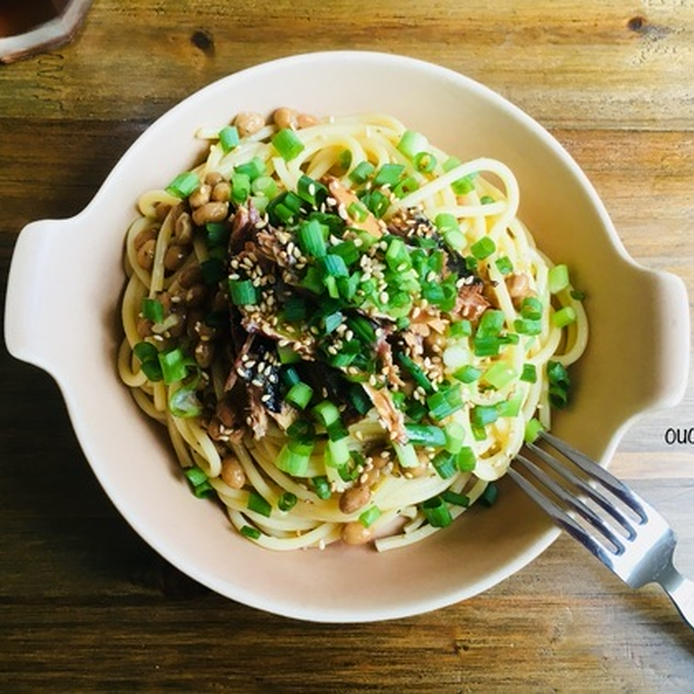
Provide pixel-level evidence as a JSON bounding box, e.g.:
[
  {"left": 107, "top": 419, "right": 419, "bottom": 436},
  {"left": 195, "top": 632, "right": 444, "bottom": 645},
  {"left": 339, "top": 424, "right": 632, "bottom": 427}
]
[{"left": 0, "top": 0, "right": 67, "bottom": 38}]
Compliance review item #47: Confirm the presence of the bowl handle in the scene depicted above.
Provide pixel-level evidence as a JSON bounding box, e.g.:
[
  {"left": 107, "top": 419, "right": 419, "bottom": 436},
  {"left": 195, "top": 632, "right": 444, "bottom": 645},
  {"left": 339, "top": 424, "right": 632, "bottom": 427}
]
[
  {"left": 647, "top": 268, "right": 690, "bottom": 410},
  {"left": 4, "top": 219, "right": 67, "bottom": 373}
]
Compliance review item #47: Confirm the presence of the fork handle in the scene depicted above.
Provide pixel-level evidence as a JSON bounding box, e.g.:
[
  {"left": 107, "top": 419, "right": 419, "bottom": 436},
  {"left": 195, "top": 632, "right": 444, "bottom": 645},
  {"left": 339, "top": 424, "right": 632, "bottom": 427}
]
[{"left": 658, "top": 563, "right": 694, "bottom": 629}]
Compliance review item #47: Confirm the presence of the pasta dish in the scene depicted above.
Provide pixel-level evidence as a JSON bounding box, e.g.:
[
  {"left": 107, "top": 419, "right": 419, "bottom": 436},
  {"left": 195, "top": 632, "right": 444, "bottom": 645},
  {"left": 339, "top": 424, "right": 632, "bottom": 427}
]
[{"left": 118, "top": 108, "right": 588, "bottom": 551}]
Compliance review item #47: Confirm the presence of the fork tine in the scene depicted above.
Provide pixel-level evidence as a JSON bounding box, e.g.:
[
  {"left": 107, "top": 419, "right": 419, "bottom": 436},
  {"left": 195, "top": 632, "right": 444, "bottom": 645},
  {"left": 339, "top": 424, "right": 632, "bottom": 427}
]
[
  {"left": 515, "top": 454, "right": 625, "bottom": 553},
  {"left": 539, "top": 431, "right": 647, "bottom": 522},
  {"left": 507, "top": 467, "right": 615, "bottom": 566},
  {"left": 526, "top": 442, "right": 636, "bottom": 540}
]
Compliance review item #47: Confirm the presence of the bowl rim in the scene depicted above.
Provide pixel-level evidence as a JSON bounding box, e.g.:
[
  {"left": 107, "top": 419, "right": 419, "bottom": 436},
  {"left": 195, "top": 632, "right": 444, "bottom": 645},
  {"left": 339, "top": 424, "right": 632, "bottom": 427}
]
[{"left": 6, "top": 50, "right": 689, "bottom": 622}]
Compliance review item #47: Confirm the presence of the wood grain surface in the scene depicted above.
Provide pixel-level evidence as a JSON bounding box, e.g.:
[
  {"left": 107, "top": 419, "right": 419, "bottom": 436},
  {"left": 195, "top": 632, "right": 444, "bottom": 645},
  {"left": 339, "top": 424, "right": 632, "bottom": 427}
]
[{"left": 1, "top": 1, "right": 692, "bottom": 692}]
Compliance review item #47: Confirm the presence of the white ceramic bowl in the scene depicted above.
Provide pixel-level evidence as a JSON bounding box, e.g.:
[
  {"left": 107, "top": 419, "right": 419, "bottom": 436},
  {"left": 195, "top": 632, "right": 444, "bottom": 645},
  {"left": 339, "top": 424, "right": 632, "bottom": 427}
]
[{"left": 5, "top": 52, "right": 689, "bottom": 622}]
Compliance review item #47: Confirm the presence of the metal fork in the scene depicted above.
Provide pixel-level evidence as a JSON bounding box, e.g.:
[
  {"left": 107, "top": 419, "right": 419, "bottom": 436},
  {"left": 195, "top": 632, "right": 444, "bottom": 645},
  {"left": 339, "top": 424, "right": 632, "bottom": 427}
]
[{"left": 508, "top": 431, "right": 693, "bottom": 628}]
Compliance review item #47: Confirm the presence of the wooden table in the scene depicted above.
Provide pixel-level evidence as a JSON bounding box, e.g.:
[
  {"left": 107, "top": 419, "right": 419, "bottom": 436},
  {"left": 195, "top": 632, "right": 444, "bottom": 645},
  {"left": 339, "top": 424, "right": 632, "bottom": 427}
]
[{"left": 1, "top": 1, "right": 692, "bottom": 691}]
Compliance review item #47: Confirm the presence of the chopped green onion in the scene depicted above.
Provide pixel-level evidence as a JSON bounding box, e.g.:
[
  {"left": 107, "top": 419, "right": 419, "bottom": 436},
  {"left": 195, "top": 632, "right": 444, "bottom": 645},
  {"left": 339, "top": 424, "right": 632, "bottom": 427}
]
[
  {"left": 251, "top": 175, "right": 277, "bottom": 198},
  {"left": 300, "top": 266, "right": 324, "bottom": 294},
  {"left": 393, "top": 176, "right": 419, "bottom": 198},
  {"left": 552, "top": 306, "right": 577, "bottom": 328},
  {"left": 140, "top": 359, "right": 163, "bottom": 382},
  {"left": 231, "top": 172, "right": 251, "bottom": 203},
  {"left": 470, "top": 236, "right": 496, "bottom": 260},
  {"left": 524, "top": 418, "right": 544, "bottom": 443},
  {"left": 247, "top": 490, "right": 272, "bottom": 517},
  {"left": 456, "top": 446, "right": 476, "bottom": 472},
  {"left": 480, "top": 195, "right": 495, "bottom": 205},
  {"left": 397, "top": 352, "right": 434, "bottom": 393},
  {"left": 414, "top": 151, "right": 437, "bottom": 172},
  {"left": 347, "top": 384, "right": 371, "bottom": 415},
  {"left": 141, "top": 297, "right": 164, "bottom": 323},
  {"left": 397, "top": 130, "right": 428, "bottom": 159},
  {"left": 443, "top": 230, "right": 465, "bottom": 251},
  {"left": 442, "top": 344, "right": 469, "bottom": 372},
  {"left": 514, "top": 318, "right": 542, "bottom": 335},
  {"left": 521, "top": 297, "right": 543, "bottom": 320},
  {"left": 347, "top": 201, "right": 369, "bottom": 222},
  {"left": 285, "top": 382, "right": 314, "bottom": 410},
  {"left": 251, "top": 195, "right": 268, "bottom": 214},
  {"left": 495, "top": 256, "right": 513, "bottom": 275},
  {"left": 297, "top": 219, "right": 327, "bottom": 258},
  {"left": 451, "top": 174, "right": 476, "bottom": 195},
  {"left": 282, "top": 367, "right": 301, "bottom": 387},
  {"left": 471, "top": 404, "right": 498, "bottom": 428},
  {"left": 547, "top": 361, "right": 570, "bottom": 387},
  {"left": 276, "top": 439, "right": 314, "bottom": 476},
  {"left": 312, "top": 400, "right": 341, "bottom": 428},
  {"left": 520, "top": 363, "right": 537, "bottom": 383},
  {"left": 434, "top": 213, "right": 458, "bottom": 234},
  {"left": 312, "top": 476, "right": 331, "bottom": 500},
  {"left": 271, "top": 128, "right": 304, "bottom": 161},
  {"left": 297, "top": 174, "right": 327, "bottom": 207},
  {"left": 235, "top": 156, "right": 265, "bottom": 181},
  {"left": 548, "top": 264, "right": 569, "bottom": 293},
  {"left": 158, "top": 348, "right": 189, "bottom": 384},
  {"left": 200, "top": 258, "right": 226, "bottom": 285},
  {"left": 473, "top": 335, "right": 500, "bottom": 357},
  {"left": 480, "top": 482, "right": 498, "bottom": 507},
  {"left": 218, "top": 125, "right": 240, "bottom": 152},
  {"left": 322, "top": 254, "right": 349, "bottom": 277},
  {"left": 338, "top": 149, "right": 352, "bottom": 170},
  {"left": 349, "top": 161, "right": 375, "bottom": 183},
  {"left": 278, "top": 492, "right": 298, "bottom": 512},
  {"left": 286, "top": 418, "right": 314, "bottom": 441},
  {"left": 449, "top": 320, "right": 472, "bottom": 338},
  {"left": 193, "top": 481, "right": 215, "bottom": 498},
  {"left": 472, "top": 426, "right": 487, "bottom": 441},
  {"left": 332, "top": 240, "right": 359, "bottom": 266},
  {"left": 324, "top": 275, "right": 338, "bottom": 299},
  {"left": 337, "top": 272, "right": 361, "bottom": 301},
  {"left": 359, "top": 506, "right": 381, "bottom": 527},
  {"left": 483, "top": 362, "right": 517, "bottom": 389},
  {"left": 393, "top": 442, "right": 420, "bottom": 468},
  {"left": 442, "top": 156, "right": 461, "bottom": 172},
  {"left": 421, "top": 496, "right": 452, "bottom": 527},
  {"left": 327, "top": 436, "right": 350, "bottom": 467},
  {"left": 228, "top": 278, "right": 257, "bottom": 306},
  {"left": 478, "top": 309, "right": 505, "bottom": 337},
  {"left": 134, "top": 341, "right": 158, "bottom": 364},
  {"left": 277, "top": 344, "right": 301, "bottom": 364},
  {"left": 322, "top": 311, "right": 342, "bottom": 335},
  {"left": 465, "top": 256, "right": 478, "bottom": 271},
  {"left": 432, "top": 451, "right": 457, "bottom": 479},
  {"left": 166, "top": 171, "right": 199, "bottom": 198},
  {"left": 404, "top": 423, "right": 446, "bottom": 447},
  {"left": 496, "top": 394, "right": 523, "bottom": 417},
  {"left": 168, "top": 385, "right": 202, "bottom": 418},
  {"left": 406, "top": 399, "right": 427, "bottom": 423},
  {"left": 373, "top": 163, "right": 404, "bottom": 187},
  {"left": 361, "top": 190, "right": 390, "bottom": 218},
  {"left": 427, "top": 385, "right": 464, "bottom": 420},
  {"left": 442, "top": 490, "right": 470, "bottom": 506},
  {"left": 206, "top": 222, "right": 229, "bottom": 246},
  {"left": 385, "top": 238, "right": 411, "bottom": 271},
  {"left": 454, "top": 365, "right": 482, "bottom": 384},
  {"left": 348, "top": 316, "right": 376, "bottom": 344},
  {"left": 184, "top": 466, "right": 207, "bottom": 487},
  {"left": 240, "top": 525, "right": 261, "bottom": 540},
  {"left": 571, "top": 289, "right": 586, "bottom": 301},
  {"left": 282, "top": 296, "right": 307, "bottom": 323}
]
